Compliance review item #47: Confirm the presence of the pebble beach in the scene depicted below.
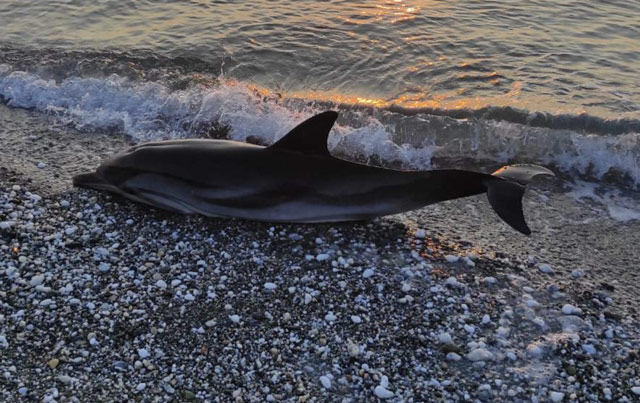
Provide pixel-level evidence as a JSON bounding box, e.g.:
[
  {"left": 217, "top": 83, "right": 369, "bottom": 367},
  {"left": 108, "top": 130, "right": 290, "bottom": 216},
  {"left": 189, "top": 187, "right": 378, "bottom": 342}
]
[
  {"left": 2, "top": 0, "right": 640, "bottom": 400},
  {"left": 1, "top": 106, "right": 640, "bottom": 402}
]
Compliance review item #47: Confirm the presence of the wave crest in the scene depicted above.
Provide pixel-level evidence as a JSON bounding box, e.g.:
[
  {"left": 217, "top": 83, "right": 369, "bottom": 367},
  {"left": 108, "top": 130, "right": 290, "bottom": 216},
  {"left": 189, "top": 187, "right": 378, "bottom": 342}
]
[{"left": 1, "top": 65, "right": 639, "bottom": 186}]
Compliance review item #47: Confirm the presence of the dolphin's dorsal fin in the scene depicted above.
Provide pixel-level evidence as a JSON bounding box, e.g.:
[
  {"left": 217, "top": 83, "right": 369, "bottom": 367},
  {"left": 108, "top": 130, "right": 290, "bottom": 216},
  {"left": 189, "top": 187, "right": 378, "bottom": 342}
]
[{"left": 268, "top": 111, "right": 338, "bottom": 156}]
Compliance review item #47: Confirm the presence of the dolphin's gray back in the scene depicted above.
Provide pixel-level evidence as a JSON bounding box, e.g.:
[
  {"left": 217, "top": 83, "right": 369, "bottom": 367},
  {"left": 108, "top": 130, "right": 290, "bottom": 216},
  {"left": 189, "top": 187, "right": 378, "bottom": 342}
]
[{"left": 96, "top": 139, "right": 447, "bottom": 221}]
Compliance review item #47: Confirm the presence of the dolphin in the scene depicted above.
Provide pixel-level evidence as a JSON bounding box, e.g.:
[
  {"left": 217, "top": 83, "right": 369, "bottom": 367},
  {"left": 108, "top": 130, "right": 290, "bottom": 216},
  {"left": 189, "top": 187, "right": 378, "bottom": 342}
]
[{"left": 73, "top": 111, "right": 554, "bottom": 234}]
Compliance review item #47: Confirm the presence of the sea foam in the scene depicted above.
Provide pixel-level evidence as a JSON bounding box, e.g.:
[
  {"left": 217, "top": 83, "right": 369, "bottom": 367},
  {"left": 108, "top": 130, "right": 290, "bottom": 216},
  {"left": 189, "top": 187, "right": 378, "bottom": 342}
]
[{"left": 1, "top": 66, "right": 639, "bottom": 186}]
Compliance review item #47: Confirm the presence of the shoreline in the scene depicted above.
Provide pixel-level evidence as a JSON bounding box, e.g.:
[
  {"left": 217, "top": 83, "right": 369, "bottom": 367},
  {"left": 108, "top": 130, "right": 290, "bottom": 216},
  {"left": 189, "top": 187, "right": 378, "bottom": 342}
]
[{"left": 1, "top": 105, "right": 639, "bottom": 401}]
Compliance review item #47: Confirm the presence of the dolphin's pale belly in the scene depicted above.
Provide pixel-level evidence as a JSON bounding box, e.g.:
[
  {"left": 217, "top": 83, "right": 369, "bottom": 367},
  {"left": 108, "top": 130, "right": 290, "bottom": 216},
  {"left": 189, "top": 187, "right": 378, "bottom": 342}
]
[{"left": 122, "top": 173, "right": 411, "bottom": 222}]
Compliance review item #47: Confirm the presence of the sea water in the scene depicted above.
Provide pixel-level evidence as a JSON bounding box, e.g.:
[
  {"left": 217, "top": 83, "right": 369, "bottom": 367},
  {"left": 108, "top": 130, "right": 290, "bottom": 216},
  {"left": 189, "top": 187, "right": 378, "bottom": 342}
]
[{"left": 0, "top": 0, "right": 639, "bottom": 200}]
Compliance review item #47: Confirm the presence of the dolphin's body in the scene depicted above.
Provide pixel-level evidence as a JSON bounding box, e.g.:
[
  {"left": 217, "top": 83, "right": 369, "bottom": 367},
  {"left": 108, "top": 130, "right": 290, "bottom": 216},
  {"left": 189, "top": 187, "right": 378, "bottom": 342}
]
[{"left": 74, "top": 111, "right": 553, "bottom": 234}]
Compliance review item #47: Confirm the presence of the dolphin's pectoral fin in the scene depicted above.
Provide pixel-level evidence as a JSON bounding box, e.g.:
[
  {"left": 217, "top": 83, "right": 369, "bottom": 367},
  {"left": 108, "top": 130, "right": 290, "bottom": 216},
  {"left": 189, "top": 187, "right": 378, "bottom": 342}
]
[
  {"left": 268, "top": 111, "right": 338, "bottom": 156},
  {"left": 486, "top": 164, "right": 555, "bottom": 235}
]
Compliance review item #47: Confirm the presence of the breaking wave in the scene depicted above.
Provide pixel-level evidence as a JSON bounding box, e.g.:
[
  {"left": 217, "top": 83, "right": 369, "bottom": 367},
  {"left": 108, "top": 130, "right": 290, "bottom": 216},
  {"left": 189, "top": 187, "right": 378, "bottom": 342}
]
[{"left": 1, "top": 63, "right": 639, "bottom": 186}]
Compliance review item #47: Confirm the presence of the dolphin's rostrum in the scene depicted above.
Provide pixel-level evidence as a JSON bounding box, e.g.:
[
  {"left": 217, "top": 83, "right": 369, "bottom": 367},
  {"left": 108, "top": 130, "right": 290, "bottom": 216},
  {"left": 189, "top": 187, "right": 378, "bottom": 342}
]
[{"left": 74, "top": 111, "right": 554, "bottom": 234}]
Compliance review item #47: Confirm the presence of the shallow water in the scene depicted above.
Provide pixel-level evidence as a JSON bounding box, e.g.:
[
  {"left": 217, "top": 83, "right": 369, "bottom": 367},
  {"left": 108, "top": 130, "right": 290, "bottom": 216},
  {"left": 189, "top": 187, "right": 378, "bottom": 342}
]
[{"left": 1, "top": 0, "right": 638, "bottom": 117}]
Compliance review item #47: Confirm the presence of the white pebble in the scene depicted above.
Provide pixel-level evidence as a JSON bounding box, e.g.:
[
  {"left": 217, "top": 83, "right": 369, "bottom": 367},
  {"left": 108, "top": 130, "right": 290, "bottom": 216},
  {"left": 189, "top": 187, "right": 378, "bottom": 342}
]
[
  {"left": 571, "top": 269, "right": 584, "bottom": 278},
  {"left": 414, "top": 229, "right": 426, "bottom": 238},
  {"left": 496, "top": 326, "right": 510, "bottom": 338},
  {"left": 531, "top": 317, "right": 546, "bottom": 329},
  {"left": 319, "top": 375, "right": 331, "bottom": 389},
  {"left": 350, "top": 315, "right": 362, "bottom": 324},
  {"left": 538, "top": 264, "right": 554, "bottom": 274},
  {"left": 374, "top": 385, "right": 394, "bottom": 399},
  {"left": 525, "top": 298, "right": 540, "bottom": 308},
  {"left": 445, "top": 255, "right": 459, "bottom": 263},
  {"left": 557, "top": 315, "right": 588, "bottom": 333},
  {"left": 445, "top": 277, "right": 459, "bottom": 287},
  {"left": 37, "top": 162, "right": 46, "bottom": 169},
  {"left": 136, "top": 383, "right": 146, "bottom": 391},
  {"left": 363, "top": 268, "right": 374, "bottom": 278},
  {"left": 94, "top": 247, "right": 109, "bottom": 257},
  {"left": 30, "top": 275, "right": 45, "bottom": 287},
  {"left": 325, "top": 312, "right": 337, "bottom": 322},
  {"left": 631, "top": 387, "right": 640, "bottom": 395},
  {"left": 98, "top": 262, "right": 110, "bottom": 272},
  {"left": 346, "top": 341, "right": 360, "bottom": 357},
  {"left": 467, "top": 348, "right": 493, "bottom": 362},
  {"left": 446, "top": 352, "right": 461, "bottom": 361},
  {"left": 581, "top": 344, "right": 596, "bottom": 355},
  {"left": 482, "top": 314, "right": 491, "bottom": 324},
  {"left": 561, "top": 304, "right": 582, "bottom": 315},
  {"left": 264, "top": 282, "right": 277, "bottom": 290},
  {"left": 316, "top": 253, "right": 330, "bottom": 261},
  {"left": 438, "top": 332, "right": 452, "bottom": 344},
  {"left": 155, "top": 280, "right": 167, "bottom": 289},
  {"left": 64, "top": 226, "right": 77, "bottom": 235},
  {"left": 549, "top": 391, "right": 565, "bottom": 402},
  {"left": 57, "top": 375, "right": 77, "bottom": 384},
  {"left": 229, "top": 315, "right": 240, "bottom": 323},
  {"left": 138, "top": 349, "right": 150, "bottom": 358},
  {"left": 527, "top": 343, "right": 545, "bottom": 357},
  {"left": 398, "top": 294, "right": 414, "bottom": 304},
  {"left": 39, "top": 299, "right": 54, "bottom": 307}
]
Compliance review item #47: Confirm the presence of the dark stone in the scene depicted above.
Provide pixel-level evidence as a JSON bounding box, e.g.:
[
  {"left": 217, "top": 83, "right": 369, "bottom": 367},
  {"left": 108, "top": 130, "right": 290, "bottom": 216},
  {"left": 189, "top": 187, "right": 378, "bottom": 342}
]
[{"left": 439, "top": 343, "right": 460, "bottom": 354}]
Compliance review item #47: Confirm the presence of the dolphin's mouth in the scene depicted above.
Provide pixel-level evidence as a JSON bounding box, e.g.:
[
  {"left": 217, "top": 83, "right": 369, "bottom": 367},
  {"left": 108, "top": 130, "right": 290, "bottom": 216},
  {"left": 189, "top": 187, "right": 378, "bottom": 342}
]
[
  {"left": 73, "top": 172, "right": 127, "bottom": 195},
  {"left": 73, "top": 172, "right": 108, "bottom": 189}
]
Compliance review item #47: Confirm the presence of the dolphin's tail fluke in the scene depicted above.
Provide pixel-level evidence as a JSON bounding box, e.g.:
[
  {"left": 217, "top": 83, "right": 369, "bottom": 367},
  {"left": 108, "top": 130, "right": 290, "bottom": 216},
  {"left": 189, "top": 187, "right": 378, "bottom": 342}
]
[{"left": 485, "top": 164, "right": 555, "bottom": 235}]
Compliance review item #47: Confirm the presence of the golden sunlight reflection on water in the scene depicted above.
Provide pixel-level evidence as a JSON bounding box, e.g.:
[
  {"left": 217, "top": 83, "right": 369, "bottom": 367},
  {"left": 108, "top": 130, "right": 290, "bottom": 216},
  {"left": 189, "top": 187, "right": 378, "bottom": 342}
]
[
  {"left": 0, "top": 0, "right": 636, "bottom": 118},
  {"left": 288, "top": 81, "right": 588, "bottom": 116},
  {"left": 336, "top": 0, "right": 422, "bottom": 25}
]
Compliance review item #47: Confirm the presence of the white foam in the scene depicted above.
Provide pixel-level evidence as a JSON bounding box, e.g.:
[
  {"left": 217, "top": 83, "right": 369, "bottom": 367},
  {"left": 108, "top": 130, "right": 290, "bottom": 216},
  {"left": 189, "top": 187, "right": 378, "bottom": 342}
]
[
  {"left": 1, "top": 66, "right": 640, "bottom": 184},
  {"left": 568, "top": 180, "right": 640, "bottom": 222},
  {"left": 0, "top": 68, "right": 436, "bottom": 169}
]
